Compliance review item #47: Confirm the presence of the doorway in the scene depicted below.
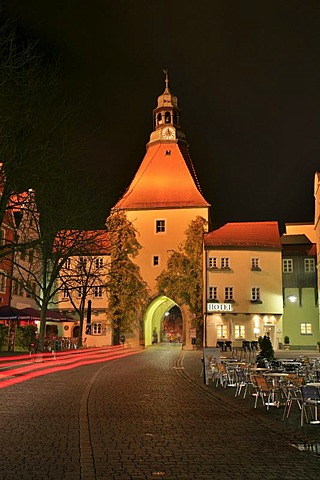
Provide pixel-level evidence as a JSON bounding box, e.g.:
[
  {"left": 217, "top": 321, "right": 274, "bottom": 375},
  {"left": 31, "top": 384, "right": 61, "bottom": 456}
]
[
  {"left": 161, "top": 305, "right": 183, "bottom": 343},
  {"left": 263, "top": 325, "right": 276, "bottom": 348}
]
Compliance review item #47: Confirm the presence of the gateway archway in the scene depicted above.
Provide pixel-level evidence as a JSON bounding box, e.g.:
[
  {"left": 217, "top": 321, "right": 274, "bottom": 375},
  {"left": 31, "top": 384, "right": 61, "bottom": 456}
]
[{"left": 143, "top": 295, "right": 184, "bottom": 347}]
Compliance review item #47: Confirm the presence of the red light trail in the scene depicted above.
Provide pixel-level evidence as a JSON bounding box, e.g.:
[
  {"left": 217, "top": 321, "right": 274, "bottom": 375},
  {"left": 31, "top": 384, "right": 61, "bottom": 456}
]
[{"left": 0, "top": 343, "right": 144, "bottom": 389}]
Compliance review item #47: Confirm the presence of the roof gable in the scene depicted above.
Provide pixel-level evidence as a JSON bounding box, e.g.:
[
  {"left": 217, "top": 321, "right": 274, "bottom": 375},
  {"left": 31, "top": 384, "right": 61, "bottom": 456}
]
[
  {"left": 204, "top": 222, "right": 281, "bottom": 249},
  {"left": 114, "top": 143, "right": 210, "bottom": 210}
]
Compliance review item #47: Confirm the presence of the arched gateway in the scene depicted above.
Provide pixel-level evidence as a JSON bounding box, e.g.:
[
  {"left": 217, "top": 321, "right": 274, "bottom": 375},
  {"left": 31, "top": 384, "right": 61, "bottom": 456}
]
[
  {"left": 113, "top": 72, "right": 210, "bottom": 349},
  {"left": 144, "top": 296, "right": 184, "bottom": 347}
]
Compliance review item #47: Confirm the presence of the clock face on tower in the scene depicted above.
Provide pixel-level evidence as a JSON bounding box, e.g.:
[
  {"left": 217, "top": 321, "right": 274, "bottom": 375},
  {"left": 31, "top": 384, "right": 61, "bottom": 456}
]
[{"left": 161, "top": 126, "right": 175, "bottom": 140}]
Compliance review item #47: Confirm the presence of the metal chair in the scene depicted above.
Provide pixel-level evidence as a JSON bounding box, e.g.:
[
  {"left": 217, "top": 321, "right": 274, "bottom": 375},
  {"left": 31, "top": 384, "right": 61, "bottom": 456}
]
[
  {"left": 251, "top": 375, "right": 276, "bottom": 409},
  {"left": 234, "top": 368, "right": 250, "bottom": 398},
  {"left": 282, "top": 376, "right": 304, "bottom": 421},
  {"left": 300, "top": 385, "right": 320, "bottom": 427}
]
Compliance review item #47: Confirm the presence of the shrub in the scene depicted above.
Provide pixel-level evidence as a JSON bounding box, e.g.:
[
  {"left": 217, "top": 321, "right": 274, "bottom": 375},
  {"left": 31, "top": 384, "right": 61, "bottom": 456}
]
[
  {"left": 256, "top": 335, "right": 275, "bottom": 365},
  {"left": 15, "top": 325, "right": 37, "bottom": 350}
]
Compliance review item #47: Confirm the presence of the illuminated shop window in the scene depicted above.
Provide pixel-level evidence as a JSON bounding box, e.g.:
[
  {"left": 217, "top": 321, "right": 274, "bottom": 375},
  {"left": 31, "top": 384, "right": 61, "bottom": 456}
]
[
  {"left": 235, "top": 325, "right": 245, "bottom": 339},
  {"left": 217, "top": 325, "right": 227, "bottom": 338},
  {"left": 300, "top": 323, "right": 312, "bottom": 335}
]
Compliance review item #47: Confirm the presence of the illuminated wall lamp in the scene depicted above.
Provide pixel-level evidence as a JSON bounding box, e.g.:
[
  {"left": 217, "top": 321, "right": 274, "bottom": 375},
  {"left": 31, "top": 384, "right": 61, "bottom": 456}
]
[
  {"left": 253, "top": 327, "right": 260, "bottom": 337},
  {"left": 288, "top": 295, "right": 297, "bottom": 303}
]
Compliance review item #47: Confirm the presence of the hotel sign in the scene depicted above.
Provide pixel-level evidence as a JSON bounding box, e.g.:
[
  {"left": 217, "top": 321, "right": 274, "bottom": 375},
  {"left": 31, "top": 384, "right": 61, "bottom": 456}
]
[{"left": 207, "top": 303, "right": 233, "bottom": 313}]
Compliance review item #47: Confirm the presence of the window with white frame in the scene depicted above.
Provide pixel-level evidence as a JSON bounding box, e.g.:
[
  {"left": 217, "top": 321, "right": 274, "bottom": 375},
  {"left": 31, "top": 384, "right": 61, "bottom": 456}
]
[
  {"left": 283, "top": 259, "right": 293, "bottom": 273},
  {"left": 251, "top": 257, "right": 260, "bottom": 270},
  {"left": 300, "top": 323, "right": 312, "bottom": 335},
  {"left": 95, "top": 257, "right": 103, "bottom": 269},
  {"left": 65, "top": 258, "right": 71, "bottom": 269},
  {"left": 156, "top": 219, "right": 166, "bottom": 233},
  {"left": 221, "top": 257, "right": 230, "bottom": 269},
  {"left": 304, "top": 258, "right": 315, "bottom": 272},
  {"left": 208, "top": 286, "right": 218, "bottom": 301},
  {"left": 77, "top": 286, "right": 84, "bottom": 298},
  {"left": 224, "top": 286, "right": 234, "bottom": 301},
  {"left": 63, "top": 287, "right": 69, "bottom": 299},
  {"left": 217, "top": 324, "right": 227, "bottom": 338},
  {"left": 251, "top": 287, "right": 261, "bottom": 301},
  {"left": 235, "top": 325, "right": 245, "bottom": 339},
  {"left": 94, "top": 286, "right": 103, "bottom": 298},
  {"left": 0, "top": 272, "right": 6, "bottom": 293},
  {"left": 208, "top": 257, "right": 218, "bottom": 269},
  {"left": 92, "top": 322, "right": 102, "bottom": 335}
]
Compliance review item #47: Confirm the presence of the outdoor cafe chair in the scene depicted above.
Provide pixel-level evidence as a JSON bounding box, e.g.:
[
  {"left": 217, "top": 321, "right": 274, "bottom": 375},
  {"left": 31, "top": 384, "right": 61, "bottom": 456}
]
[
  {"left": 251, "top": 375, "right": 277, "bottom": 410},
  {"left": 300, "top": 385, "right": 320, "bottom": 427},
  {"left": 282, "top": 376, "right": 304, "bottom": 421},
  {"left": 216, "top": 363, "right": 228, "bottom": 388},
  {"left": 234, "top": 368, "right": 250, "bottom": 398}
]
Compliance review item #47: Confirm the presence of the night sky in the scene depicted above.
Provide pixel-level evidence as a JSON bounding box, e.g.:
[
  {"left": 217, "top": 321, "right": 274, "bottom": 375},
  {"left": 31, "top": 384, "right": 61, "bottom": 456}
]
[{"left": 3, "top": 1, "right": 320, "bottom": 231}]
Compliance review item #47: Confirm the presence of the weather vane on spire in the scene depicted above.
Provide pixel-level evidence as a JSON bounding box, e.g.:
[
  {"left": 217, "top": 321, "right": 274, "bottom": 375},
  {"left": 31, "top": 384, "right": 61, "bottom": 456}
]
[{"left": 163, "top": 68, "right": 169, "bottom": 88}]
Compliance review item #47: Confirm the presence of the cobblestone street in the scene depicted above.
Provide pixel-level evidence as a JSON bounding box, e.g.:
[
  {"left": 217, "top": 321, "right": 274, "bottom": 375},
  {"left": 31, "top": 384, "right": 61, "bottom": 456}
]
[{"left": 0, "top": 344, "right": 319, "bottom": 479}]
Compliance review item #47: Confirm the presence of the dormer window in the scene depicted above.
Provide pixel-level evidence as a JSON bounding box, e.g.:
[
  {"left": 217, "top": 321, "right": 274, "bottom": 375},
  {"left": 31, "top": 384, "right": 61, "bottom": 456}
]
[
  {"left": 164, "top": 111, "right": 171, "bottom": 123},
  {"left": 165, "top": 150, "right": 171, "bottom": 156}
]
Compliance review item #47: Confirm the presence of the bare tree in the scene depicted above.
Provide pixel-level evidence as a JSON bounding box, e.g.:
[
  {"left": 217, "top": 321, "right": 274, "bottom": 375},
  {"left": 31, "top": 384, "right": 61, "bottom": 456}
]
[
  {"left": 58, "top": 231, "right": 110, "bottom": 348},
  {"left": 8, "top": 187, "right": 108, "bottom": 352}
]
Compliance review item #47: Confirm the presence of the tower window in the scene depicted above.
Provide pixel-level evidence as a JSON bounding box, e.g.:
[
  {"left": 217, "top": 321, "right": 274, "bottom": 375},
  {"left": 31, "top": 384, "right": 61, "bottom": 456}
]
[
  {"left": 156, "top": 220, "right": 166, "bottom": 233},
  {"left": 165, "top": 111, "right": 171, "bottom": 123},
  {"left": 157, "top": 112, "right": 162, "bottom": 125}
]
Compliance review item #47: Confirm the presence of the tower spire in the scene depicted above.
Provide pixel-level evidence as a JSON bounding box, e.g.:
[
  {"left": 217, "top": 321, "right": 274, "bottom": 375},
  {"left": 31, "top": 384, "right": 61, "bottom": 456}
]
[
  {"left": 163, "top": 68, "right": 169, "bottom": 90},
  {"left": 148, "top": 71, "right": 186, "bottom": 145}
]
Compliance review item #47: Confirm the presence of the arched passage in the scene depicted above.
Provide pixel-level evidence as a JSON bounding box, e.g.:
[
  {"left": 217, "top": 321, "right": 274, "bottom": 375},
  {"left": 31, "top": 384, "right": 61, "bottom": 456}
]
[{"left": 143, "top": 295, "right": 183, "bottom": 347}]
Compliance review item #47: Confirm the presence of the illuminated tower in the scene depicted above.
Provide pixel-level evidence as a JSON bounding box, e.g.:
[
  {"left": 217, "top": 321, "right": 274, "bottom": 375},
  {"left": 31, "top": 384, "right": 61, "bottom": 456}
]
[{"left": 114, "top": 72, "right": 210, "bottom": 345}]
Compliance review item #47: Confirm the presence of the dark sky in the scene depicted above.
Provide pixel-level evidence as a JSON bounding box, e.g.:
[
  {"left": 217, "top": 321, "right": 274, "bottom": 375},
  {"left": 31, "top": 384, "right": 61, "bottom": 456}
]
[{"left": 3, "top": 0, "right": 320, "bottom": 231}]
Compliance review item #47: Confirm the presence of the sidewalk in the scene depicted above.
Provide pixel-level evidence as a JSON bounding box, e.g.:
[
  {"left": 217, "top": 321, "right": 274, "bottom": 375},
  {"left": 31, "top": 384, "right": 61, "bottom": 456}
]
[{"left": 181, "top": 348, "right": 320, "bottom": 446}]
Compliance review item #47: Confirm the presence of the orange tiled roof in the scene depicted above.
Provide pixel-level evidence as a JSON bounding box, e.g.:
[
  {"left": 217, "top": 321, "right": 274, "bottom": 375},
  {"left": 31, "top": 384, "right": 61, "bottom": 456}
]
[
  {"left": 114, "top": 143, "right": 210, "bottom": 210},
  {"left": 204, "top": 222, "right": 281, "bottom": 249}
]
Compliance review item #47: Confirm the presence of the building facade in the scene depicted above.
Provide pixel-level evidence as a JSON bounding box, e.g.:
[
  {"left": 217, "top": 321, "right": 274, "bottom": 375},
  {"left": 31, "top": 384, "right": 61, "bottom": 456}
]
[
  {"left": 204, "top": 222, "right": 283, "bottom": 349},
  {"left": 281, "top": 224, "right": 319, "bottom": 349}
]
